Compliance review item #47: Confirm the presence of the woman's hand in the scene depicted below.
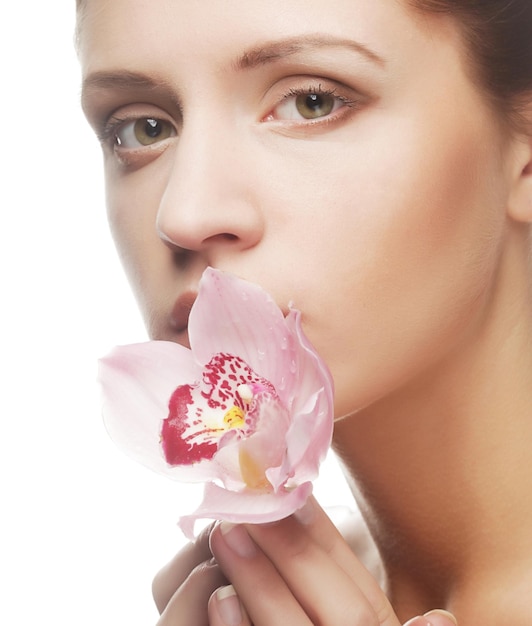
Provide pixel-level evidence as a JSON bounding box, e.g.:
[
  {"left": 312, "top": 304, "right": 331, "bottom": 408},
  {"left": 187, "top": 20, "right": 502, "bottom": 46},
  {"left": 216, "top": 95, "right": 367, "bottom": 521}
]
[
  {"left": 207, "top": 496, "right": 457, "bottom": 626},
  {"left": 152, "top": 522, "right": 228, "bottom": 625},
  {"left": 153, "top": 496, "right": 457, "bottom": 626}
]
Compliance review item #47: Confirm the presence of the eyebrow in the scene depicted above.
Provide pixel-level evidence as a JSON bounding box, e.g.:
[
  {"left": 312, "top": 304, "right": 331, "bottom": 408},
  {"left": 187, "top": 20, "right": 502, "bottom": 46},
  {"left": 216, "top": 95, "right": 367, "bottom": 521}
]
[
  {"left": 234, "top": 34, "right": 385, "bottom": 70},
  {"left": 81, "top": 70, "right": 170, "bottom": 107},
  {"left": 83, "top": 71, "right": 163, "bottom": 91},
  {"left": 81, "top": 33, "right": 384, "bottom": 106}
]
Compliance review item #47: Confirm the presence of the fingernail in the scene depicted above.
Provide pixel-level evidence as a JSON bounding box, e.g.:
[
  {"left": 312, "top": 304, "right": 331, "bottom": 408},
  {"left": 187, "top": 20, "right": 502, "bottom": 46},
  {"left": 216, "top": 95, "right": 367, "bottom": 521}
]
[
  {"left": 403, "top": 618, "right": 431, "bottom": 626},
  {"left": 216, "top": 585, "right": 243, "bottom": 626},
  {"left": 293, "top": 496, "right": 316, "bottom": 525},
  {"left": 424, "top": 609, "right": 458, "bottom": 625},
  {"left": 220, "top": 522, "right": 257, "bottom": 558}
]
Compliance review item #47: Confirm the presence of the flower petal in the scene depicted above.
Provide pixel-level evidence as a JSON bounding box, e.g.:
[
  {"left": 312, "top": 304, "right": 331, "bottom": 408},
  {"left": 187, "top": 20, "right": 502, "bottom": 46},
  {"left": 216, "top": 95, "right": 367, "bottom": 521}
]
[
  {"left": 161, "top": 353, "right": 280, "bottom": 479},
  {"left": 213, "top": 390, "right": 290, "bottom": 490},
  {"left": 189, "top": 269, "right": 299, "bottom": 396},
  {"left": 284, "top": 309, "right": 334, "bottom": 413},
  {"left": 161, "top": 383, "right": 220, "bottom": 466},
  {"left": 99, "top": 341, "right": 213, "bottom": 480},
  {"left": 259, "top": 310, "right": 334, "bottom": 492},
  {"left": 178, "top": 481, "right": 314, "bottom": 539},
  {"left": 273, "top": 389, "right": 332, "bottom": 490}
]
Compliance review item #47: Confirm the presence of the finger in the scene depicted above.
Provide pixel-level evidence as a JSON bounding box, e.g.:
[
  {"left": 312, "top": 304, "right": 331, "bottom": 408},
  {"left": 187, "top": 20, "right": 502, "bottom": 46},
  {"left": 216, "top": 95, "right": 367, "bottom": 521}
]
[
  {"left": 215, "top": 496, "right": 401, "bottom": 626},
  {"left": 156, "top": 559, "right": 228, "bottom": 625},
  {"left": 210, "top": 523, "right": 314, "bottom": 625},
  {"left": 287, "top": 496, "right": 396, "bottom": 623},
  {"left": 208, "top": 585, "right": 252, "bottom": 626},
  {"left": 211, "top": 522, "right": 381, "bottom": 626},
  {"left": 153, "top": 522, "right": 215, "bottom": 613}
]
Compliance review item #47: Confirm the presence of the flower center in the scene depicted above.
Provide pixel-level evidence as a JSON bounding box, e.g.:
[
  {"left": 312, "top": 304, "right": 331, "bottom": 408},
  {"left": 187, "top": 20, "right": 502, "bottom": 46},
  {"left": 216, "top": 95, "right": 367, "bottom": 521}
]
[
  {"left": 239, "top": 448, "right": 271, "bottom": 491},
  {"left": 223, "top": 406, "right": 246, "bottom": 429},
  {"left": 161, "top": 355, "right": 280, "bottom": 468}
]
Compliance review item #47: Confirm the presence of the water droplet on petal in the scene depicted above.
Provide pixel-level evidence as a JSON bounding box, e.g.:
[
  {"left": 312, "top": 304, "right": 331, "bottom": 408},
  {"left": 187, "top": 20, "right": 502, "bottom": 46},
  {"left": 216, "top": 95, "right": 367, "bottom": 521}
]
[
  {"left": 290, "top": 360, "right": 297, "bottom": 374},
  {"left": 257, "top": 349, "right": 266, "bottom": 360}
]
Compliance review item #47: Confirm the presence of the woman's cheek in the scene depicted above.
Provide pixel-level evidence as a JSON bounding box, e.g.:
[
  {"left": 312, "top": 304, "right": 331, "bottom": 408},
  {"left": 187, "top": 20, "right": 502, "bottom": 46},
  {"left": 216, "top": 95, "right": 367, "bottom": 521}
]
[{"left": 303, "top": 123, "right": 507, "bottom": 417}]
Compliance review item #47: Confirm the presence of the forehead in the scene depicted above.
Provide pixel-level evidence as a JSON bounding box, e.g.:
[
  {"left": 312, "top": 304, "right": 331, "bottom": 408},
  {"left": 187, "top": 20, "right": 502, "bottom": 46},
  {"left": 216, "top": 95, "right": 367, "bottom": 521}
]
[{"left": 78, "top": 0, "right": 452, "bottom": 76}]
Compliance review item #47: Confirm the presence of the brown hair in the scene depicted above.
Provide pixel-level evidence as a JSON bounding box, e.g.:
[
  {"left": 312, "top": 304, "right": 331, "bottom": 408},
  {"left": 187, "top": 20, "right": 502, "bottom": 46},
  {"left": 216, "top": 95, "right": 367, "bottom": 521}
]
[{"left": 410, "top": 0, "right": 532, "bottom": 131}]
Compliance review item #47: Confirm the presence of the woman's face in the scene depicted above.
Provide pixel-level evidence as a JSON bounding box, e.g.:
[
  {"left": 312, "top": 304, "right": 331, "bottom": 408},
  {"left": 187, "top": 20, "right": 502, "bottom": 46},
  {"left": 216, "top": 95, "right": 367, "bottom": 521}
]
[{"left": 81, "top": 0, "right": 517, "bottom": 418}]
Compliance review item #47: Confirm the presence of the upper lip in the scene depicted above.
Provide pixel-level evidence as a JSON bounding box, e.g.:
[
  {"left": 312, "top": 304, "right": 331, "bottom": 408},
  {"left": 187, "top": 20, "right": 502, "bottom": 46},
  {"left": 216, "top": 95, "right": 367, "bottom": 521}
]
[{"left": 170, "top": 290, "right": 198, "bottom": 332}]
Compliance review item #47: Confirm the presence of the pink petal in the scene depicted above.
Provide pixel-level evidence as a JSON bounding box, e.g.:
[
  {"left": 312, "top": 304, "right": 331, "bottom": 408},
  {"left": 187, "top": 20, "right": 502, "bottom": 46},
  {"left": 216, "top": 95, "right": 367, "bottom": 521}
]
[
  {"left": 161, "top": 383, "right": 219, "bottom": 465},
  {"left": 274, "top": 389, "right": 332, "bottom": 489},
  {"left": 161, "top": 353, "right": 279, "bottom": 475},
  {"left": 284, "top": 309, "right": 334, "bottom": 413},
  {"left": 213, "top": 391, "right": 290, "bottom": 490},
  {"left": 178, "top": 481, "right": 314, "bottom": 539},
  {"left": 257, "top": 311, "right": 333, "bottom": 490},
  {"left": 99, "top": 341, "right": 212, "bottom": 481},
  {"left": 189, "top": 269, "right": 299, "bottom": 397}
]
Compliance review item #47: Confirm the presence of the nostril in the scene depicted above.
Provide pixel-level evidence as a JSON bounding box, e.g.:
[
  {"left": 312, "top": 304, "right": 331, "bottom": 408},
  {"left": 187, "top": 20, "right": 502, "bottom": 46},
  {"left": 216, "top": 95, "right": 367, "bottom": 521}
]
[
  {"left": 217, "top": 233, "right": 238, "bottom": 242},
  {"left": 199, "top": 232, "right": 240, "bottom": 247}
]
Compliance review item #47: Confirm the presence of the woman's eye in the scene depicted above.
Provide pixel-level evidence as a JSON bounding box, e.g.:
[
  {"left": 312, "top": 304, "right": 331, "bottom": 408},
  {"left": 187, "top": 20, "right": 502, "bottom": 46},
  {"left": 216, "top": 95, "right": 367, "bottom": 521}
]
[
  {"left": 114, "top": 117, "right": 176, "bottom": 149},
  {"left": 295, "top": 92, "right": 336, "bottom": 119},
  {"left": 270, "top": 89, "right": 348, "bottom": 122}
]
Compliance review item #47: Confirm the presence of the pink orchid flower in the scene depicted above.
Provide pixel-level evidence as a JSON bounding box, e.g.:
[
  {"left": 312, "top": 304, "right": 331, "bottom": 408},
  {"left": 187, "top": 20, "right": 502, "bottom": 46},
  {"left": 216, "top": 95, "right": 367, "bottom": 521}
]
[{"left": 99, "top": 268, "right": 334, "bottom": 538}]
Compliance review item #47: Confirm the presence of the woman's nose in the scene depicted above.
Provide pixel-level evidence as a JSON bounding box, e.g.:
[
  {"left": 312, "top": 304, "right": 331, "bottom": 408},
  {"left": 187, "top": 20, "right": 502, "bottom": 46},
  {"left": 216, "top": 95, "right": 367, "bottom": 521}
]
[{"left": 156, "top": 124, "right": 264, "bottom": 255}]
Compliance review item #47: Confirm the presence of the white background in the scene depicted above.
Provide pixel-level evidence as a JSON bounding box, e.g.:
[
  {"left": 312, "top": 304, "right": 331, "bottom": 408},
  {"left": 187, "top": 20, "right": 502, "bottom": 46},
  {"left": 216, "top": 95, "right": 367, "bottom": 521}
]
[{"left": 1, "top": 4, "right": 353, "bottom": 624}]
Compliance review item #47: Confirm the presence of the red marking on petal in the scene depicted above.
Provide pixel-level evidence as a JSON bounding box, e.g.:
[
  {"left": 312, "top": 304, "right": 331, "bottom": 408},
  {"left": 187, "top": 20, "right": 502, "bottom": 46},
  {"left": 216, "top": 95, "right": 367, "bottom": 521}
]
[
  {"left": 161, "top": 385, "right": 218, "bottom": 465},
  {"left": 161, "top": 353, "right": 280, "bottom": 468}
]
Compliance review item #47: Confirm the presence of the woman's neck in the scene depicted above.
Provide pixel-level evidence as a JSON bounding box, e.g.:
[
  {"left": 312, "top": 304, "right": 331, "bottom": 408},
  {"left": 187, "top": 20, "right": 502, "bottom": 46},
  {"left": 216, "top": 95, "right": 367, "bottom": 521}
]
[{"left": 333, "top": 226, "right": 532, "bottom": 621}]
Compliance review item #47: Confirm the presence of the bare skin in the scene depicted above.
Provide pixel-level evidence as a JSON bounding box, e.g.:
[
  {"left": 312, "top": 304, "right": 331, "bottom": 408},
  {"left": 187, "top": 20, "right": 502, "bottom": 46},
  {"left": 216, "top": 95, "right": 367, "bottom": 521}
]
[{"left": 79, "top": 0, "right": 532, "bottom": 622}]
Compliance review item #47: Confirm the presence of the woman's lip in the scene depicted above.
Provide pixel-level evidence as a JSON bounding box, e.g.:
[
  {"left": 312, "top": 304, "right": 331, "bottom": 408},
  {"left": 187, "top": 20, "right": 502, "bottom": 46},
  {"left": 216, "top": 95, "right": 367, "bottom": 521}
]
[{"left": 170, "top": 291, "right": 197, "bottom": 332}]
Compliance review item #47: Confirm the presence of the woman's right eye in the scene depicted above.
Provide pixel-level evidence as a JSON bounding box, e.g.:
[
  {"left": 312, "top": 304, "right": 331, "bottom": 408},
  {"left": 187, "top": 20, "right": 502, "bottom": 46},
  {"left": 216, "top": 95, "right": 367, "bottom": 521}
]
[{"left": 110, "top": 117, "right": 177, "bottom": 150}]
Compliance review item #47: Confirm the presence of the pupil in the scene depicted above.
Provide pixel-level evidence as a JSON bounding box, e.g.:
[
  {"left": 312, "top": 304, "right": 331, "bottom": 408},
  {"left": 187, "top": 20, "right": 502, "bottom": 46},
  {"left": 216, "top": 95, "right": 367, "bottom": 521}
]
[
  {"left": 306, "top": 94, "right": 322, "bottom": 111},
  {"left": 145, "top": 118, "right": 160, "bottom": 138}
]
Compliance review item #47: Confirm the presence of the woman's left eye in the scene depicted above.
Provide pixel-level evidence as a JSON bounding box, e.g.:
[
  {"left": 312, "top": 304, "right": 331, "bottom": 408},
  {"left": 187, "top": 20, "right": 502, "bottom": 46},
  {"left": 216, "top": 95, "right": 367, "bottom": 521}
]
[{"left": 267, "top": 87, "right": 356, "bottom": 122}]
